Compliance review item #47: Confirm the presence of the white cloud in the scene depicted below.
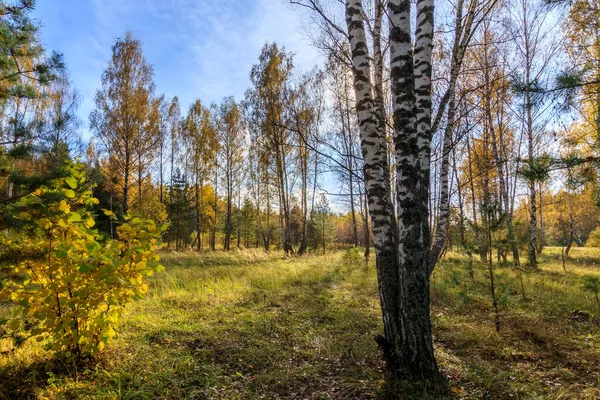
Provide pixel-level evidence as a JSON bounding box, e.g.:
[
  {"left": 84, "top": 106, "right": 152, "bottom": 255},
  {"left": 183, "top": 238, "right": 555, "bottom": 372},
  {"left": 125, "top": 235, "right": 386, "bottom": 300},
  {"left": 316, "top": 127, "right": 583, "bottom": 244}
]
[
  {"left": 35, "top": 0, "right": 323, "bottom": 138},
  {"left": 173, "top": 0, "right": 323, "bottom": 105}
]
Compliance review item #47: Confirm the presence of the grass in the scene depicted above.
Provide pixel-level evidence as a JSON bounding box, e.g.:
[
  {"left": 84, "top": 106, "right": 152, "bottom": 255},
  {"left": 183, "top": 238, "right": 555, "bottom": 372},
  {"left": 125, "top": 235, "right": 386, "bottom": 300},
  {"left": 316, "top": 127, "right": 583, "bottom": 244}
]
[
  {"left": 0, "top": 246, "right": 599, "bottom": 399},
  {"left": 432, "top": 247, "right": 600, "bottom": 399}
]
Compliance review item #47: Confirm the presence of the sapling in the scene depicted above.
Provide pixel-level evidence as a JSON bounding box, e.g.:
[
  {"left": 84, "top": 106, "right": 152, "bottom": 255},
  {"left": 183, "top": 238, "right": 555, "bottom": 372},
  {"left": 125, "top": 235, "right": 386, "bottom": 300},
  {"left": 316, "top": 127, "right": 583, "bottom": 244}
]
[{"left": 582, "top": 276, "right": 600, "bottom": 313}]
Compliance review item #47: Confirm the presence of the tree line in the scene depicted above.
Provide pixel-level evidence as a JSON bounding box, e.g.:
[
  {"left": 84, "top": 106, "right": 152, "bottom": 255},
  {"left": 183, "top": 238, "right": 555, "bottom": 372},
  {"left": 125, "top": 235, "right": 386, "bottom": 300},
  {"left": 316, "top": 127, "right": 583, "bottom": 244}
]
[{"left": 84, "top": 34, "right": 374, "bottom": 255}]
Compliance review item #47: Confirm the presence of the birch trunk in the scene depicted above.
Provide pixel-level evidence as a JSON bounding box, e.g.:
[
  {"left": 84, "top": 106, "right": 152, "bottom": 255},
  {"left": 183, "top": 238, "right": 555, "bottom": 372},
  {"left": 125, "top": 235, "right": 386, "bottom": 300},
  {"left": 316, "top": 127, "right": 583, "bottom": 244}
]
[
  {"left": 390, "top": 0, "right": 438, "bottom": 377},
  {"left": 346, "top": 0, "right": 401, "bottom": 373},
  {"left": 345, "top": 0, "right": 439, "bottom": 378}
]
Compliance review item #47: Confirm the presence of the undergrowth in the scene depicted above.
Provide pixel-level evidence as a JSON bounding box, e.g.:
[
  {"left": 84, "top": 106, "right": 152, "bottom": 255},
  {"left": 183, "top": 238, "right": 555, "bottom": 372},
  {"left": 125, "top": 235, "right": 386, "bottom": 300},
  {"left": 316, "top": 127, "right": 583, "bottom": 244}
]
[{"left": 1, "top": 247, "right": 599, "bottom": 399}]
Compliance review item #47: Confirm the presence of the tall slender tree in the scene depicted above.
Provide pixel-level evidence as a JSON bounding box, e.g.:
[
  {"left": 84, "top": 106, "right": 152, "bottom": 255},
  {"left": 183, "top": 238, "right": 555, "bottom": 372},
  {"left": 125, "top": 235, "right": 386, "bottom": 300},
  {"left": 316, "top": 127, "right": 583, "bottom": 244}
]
[
  {"left": 90, "top": 31, "right": 156, "bottom": 216},
  {"left": 216, "top": 97, "right": 244, "bottom": 251},
  {"left": 184, "top": 99, "right": 216, "bottom": 251},
  {"left": 249, "top": 43, "right": 296, "bottom": 254}
]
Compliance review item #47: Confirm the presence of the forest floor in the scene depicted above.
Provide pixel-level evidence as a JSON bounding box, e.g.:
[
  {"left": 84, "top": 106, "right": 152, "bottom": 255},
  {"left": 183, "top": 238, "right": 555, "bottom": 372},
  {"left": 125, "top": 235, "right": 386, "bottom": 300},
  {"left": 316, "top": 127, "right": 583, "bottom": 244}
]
[{"left": 1, "top": 247, "right": 600, "bottom": 399}]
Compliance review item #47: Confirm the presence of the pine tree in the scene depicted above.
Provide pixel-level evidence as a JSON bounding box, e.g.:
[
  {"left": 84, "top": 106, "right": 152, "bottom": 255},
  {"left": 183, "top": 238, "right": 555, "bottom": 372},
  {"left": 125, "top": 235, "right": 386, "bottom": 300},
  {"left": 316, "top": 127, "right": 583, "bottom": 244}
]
[
  {"left": 0, "top": 0, "right": 64, "bottom": 210},
  {"left": 165, "top": 169, "right": 194, "bottom": 251}
]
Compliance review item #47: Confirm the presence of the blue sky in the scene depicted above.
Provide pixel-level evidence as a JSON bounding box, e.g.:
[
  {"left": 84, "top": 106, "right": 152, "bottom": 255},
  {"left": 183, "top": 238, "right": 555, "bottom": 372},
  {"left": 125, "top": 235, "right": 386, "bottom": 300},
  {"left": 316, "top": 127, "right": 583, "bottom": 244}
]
[{"left": 33, "top": 0, "right": 323, "bottom": 140}]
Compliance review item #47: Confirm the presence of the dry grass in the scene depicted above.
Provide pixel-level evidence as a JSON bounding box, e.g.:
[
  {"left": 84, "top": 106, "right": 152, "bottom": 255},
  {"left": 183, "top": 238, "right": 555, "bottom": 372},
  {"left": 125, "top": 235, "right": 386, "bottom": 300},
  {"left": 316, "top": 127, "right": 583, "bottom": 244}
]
[
  {"left": 0, "top": 246, "right": 599, "bottom": 399},
  {"left": 431, "top": 246, "right": 600, "bottom": 399}
]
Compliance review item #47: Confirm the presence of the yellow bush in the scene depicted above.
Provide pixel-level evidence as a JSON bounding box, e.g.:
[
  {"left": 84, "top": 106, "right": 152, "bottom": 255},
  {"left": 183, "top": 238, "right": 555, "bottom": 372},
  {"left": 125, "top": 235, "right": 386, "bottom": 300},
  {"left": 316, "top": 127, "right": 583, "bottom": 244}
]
[
  {"left": 0, "top": 163, "right": 164, "bottom": 360},
  {"left": 586, "top": 226, "right": 600, "bottom": 247}
]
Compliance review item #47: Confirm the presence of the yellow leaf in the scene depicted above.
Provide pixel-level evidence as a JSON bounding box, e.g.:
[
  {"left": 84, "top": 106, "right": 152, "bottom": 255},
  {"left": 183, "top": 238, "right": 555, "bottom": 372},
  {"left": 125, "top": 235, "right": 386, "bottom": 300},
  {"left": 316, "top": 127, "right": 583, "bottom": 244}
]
[
  {"left": 68, "top": 213, "right": 81, "bottom": 222},
  {"left": 58, "top": 200, "right": 70, "bottom": 214}
]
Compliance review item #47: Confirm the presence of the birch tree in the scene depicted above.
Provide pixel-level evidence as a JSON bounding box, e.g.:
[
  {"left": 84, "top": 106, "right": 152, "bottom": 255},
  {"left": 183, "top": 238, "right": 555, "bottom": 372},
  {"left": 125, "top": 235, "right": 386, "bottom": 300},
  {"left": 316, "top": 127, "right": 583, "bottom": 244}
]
[
  {"left": 249, "top": 43, "right": 296, "bottom": 254},
  {"left": 217, "top": 97, "right": 244, "bottom": 251},
  {"left": 90, "top": 31, "right": 156, "bottom": 216},
  {"left": 327, "top": 56, "right": 363, "bottom": 248},
  {"left": 292, "top": 0, "right": 440, "bottom": 378},
  {"left": 185, "top": 99, "right": 216, "bottom": 251},
  {"left": 430, "top": 0, "right": 498, "bottom": 264}
]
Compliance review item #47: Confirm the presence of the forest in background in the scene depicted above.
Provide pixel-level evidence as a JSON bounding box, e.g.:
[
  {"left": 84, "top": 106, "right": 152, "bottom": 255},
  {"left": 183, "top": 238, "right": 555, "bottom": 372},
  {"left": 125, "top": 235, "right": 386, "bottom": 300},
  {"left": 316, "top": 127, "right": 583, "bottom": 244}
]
[
  {"left": 2, "top": 0, "right": 600, "bottom": 394},
  {"left": 2, "top": 1, "right": 600, "bottom": 259}
]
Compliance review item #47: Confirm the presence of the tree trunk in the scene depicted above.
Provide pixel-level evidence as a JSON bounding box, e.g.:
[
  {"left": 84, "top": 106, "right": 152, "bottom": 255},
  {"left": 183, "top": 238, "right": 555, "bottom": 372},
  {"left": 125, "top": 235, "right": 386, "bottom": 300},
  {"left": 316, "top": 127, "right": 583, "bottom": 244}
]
[
  {"left": 224, "top": 180, "right": 232, "bottom": 251},
  {"left": 524, "top": 2, "right": 537, "bottom": 268},
  {"left": 349, "top": 168, "right": 359, "bottom": 247},
  {"left": 123, "top": 143, "right": 130, "bottom": 214},
  {"left": 237, "top": 192, "right": 242, "bottom": 248},
  {"left": 537, "top": 184, "right": 544, "bottom": 255},
  {"left": 390, "top": 0, "right": 439, "bottom": 378},
  {"left": 196, "top": 179, "right": 203, "bottom": 252},
  {"left": 345, "top": 0, "right": 439, "bottom": 379},
  {"left": 431, "top": 88, "right": 456, "bottom": 265},
  {"left": 346, "top": 0, "right": 401, "bottom": 374},
  {"left": 453, "top": 144, "right": 473, "bottom": 277},
  {"left": 363, "top": 190, "right": 370, "bottom": 258},
  {"left": 138, "top": 153, "right": 143, "bottom": 211},
  {"left": 298, "top": 139, "right": 309, "bottom": 255},
  {"left": 528, "top": 179, "right": 537, "bottom": 266},
  {"left": 212, "top": 166, "right": 218, "bottom": 251}
]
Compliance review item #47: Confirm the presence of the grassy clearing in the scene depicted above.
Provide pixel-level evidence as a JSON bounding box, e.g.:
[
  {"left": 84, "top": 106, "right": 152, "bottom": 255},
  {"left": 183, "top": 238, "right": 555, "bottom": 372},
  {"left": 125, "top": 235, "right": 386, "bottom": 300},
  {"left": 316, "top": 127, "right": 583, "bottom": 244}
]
[
  {"left": 432, "top": 247, "right": 600, "bottom": 399},
  {"left": 1, "top": 247, "right": 600, "bottom": 399}
]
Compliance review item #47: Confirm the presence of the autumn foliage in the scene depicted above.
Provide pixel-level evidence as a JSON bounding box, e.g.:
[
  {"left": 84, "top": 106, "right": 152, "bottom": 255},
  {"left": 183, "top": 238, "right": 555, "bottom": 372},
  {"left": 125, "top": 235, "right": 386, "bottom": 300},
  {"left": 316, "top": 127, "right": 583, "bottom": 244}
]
[{"left": 0, "top": 163, "right": 163, "bottom": 360}]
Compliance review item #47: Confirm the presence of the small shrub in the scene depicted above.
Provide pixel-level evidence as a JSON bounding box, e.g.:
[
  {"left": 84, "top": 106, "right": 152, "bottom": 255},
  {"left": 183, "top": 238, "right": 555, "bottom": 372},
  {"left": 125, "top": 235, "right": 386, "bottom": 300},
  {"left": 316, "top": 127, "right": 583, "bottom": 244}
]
[
  {"left": 0, "top": 163, "right": 164, "bottom": 360},
  {"left": 582, "top": 276, "right": 600, "bottom": 312},
  {"left": 342, "top": 246, "right": 364, "bottom": 267}
]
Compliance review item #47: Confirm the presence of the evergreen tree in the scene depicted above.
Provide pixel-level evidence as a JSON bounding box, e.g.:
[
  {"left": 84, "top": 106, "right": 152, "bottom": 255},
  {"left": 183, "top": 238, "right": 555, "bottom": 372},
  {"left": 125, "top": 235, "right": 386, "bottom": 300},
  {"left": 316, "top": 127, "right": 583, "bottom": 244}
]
[
  {"left": 308, "top": 194, "right": 336, "bottom": 254},
  {"left": 0, "top": 0, "right": 64, "bottom": 212},
  {"left": 165, "top": 168, "right": 194, "bottom": 251}
]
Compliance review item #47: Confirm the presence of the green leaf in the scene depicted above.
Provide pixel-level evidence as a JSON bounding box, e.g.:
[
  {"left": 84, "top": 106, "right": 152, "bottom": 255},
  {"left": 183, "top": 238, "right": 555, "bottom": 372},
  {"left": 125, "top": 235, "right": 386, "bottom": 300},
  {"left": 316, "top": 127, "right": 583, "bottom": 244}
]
[
  {"left": 9, "top": 319, "right": 20, "bottom": 330},
  {"left": 78, "top": 265, "right": 91, "bottom": 273},
  {"left": 65, "top": 177, "right": 78, "bottom": 189},
  {"left": 55, "top": 249, "right": 68, "bottom": 259},
  {"left": 68, "top": 213, "right": 82, "bottom": 222},
  {"left": 63, "top": 189, "right": 75, "bottom": 198}
]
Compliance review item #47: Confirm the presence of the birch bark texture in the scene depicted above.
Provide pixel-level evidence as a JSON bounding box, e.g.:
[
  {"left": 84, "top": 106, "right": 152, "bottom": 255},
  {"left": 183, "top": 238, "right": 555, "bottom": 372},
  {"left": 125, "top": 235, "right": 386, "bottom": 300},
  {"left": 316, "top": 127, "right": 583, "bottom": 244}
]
[{"left": 346, "top": 0, "right": 438, "bottom": 378}]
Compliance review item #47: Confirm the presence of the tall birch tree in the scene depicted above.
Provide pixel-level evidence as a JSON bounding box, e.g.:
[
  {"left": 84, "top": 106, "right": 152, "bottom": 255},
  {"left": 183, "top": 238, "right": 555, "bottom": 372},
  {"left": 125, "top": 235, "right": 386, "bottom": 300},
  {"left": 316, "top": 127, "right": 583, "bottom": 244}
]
[
  {"left": 293, "top": 0, "right": 440, "bottom": 378},
  {"left": 90, "top": 31, "right": 156, "bottom": 216}
]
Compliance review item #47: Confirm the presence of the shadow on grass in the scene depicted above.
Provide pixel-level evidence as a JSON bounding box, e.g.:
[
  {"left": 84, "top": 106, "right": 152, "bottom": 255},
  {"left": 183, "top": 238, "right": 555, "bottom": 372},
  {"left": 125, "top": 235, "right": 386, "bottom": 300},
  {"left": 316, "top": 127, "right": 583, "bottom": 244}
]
[
  {"left": 175, "top": 263, "right": 453, "bottom": 399},
  {"left": 0, "top": 357, "right": 93, "bottom": 400},
  {"left": 2, "top": 255, "right": 456, "bottom": 399},
  {"left": 160, "top": 249, "right": 281, "bottom": 269},
  {"left": 432, "top": 248, "right": 600, "bottom": 399},
  {"left": 0, "top": 359, "right": 48, "bottom": 399}
]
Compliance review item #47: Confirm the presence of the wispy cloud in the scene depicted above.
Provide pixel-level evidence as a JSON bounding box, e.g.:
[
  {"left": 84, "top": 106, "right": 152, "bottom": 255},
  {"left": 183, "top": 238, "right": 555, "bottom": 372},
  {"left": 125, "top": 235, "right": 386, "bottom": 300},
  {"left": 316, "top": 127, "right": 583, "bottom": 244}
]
[{"left": 33, "top": 0, "right": 322, "bottom": 139}]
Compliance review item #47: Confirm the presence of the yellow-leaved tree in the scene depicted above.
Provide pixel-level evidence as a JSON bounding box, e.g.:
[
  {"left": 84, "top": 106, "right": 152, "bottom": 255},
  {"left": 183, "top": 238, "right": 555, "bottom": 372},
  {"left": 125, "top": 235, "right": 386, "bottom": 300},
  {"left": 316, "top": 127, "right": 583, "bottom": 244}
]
[{"left": 0, "top": 163, "right": 164, "bottom": 360}]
